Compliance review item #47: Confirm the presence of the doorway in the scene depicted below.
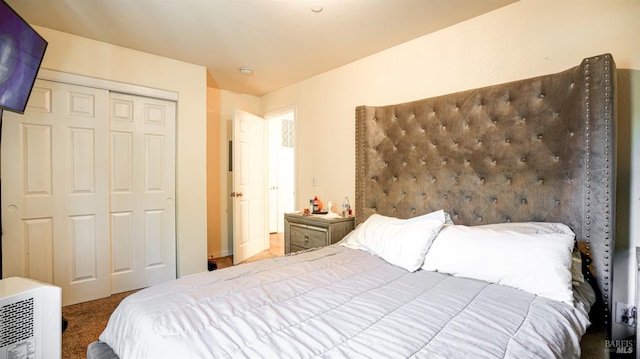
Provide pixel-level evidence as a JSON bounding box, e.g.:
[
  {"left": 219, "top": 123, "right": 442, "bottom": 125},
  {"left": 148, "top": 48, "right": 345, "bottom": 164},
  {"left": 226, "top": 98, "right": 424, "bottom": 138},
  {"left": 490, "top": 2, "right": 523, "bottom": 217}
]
[{"left": 266, "top": 108, "right": 295, "bottom": 242}]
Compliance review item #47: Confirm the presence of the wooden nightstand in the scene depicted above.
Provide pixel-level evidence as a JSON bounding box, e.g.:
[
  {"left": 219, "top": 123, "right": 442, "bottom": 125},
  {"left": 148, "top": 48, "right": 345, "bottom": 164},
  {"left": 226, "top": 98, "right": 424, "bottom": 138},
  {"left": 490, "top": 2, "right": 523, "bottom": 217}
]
[{"left": 284, "top": 213, "right": 355, "bottom": 254}]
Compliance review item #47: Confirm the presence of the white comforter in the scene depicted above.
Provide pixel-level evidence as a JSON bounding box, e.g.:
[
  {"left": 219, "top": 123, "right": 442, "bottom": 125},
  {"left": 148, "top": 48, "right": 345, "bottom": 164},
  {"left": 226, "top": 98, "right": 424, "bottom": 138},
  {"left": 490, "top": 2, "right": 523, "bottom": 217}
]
[{"left": 99, "top": 245, "right": 593, "bottom": 358}]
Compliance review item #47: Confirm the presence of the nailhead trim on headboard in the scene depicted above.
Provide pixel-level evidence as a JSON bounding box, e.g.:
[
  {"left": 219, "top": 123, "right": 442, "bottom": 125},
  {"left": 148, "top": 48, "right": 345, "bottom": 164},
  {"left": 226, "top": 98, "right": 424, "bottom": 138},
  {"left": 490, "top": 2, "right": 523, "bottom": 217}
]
[{"left": 581, "top": 54, "right": 616, "bottom": 329}]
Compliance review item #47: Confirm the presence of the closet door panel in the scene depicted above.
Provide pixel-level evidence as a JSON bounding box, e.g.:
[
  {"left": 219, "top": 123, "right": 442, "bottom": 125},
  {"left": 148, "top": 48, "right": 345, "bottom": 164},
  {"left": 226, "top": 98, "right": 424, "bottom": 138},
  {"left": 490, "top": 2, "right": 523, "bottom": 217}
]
[
  {"left": 111, "top": 212, "right": 134, "bottom": 274},
  {"left": 110, "top": 93, "right": 176, "bottom": 294},
  {"left": 2, "top": 80, "right": 111, "bottom": 305},
  {"left": 23, "top": 218, "right": 54, "bottom": 283},
  {"left": 69, "top": 214, "right": 98, "bottom": 282}
]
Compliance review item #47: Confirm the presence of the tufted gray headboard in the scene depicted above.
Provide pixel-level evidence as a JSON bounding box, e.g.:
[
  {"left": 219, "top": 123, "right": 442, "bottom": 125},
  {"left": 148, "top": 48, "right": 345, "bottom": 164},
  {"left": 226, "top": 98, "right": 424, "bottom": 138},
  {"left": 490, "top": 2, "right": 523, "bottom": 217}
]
[{"left": 355, "top": 54, "right": 616, "bottom": 334}]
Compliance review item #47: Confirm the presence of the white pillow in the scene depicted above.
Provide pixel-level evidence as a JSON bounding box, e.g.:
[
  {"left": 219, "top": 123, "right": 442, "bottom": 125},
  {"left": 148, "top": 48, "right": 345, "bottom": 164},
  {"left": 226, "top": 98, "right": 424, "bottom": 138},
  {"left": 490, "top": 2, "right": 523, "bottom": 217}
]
[
  {"left": 422, "top": 224, "right": 575, "bottom": 304},
  {"left": 339, "top": 224, "right": 370, "bottom": 253},
  {"left": 340, "top": 210, "right": 445, "bottom": 272},
  {"left": 470, "top": 222, "right": 584, "bottom": 286}
]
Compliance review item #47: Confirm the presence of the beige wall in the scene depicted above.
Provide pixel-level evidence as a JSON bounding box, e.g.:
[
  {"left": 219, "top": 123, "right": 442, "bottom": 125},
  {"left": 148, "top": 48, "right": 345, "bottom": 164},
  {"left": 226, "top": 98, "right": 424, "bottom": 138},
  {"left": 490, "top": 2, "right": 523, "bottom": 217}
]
[
  {"left": 260, "top": 0, "right": 640, "bottom": 339},
  {"left": 34, "top": 26, "right": 208, "bottom": 277}
]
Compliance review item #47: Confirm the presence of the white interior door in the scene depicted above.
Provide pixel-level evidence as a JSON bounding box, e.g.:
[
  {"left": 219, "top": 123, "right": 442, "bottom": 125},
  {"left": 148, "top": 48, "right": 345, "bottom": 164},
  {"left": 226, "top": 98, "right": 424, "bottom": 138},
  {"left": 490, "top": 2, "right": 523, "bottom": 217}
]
[
  {"left": 232, "top": 109, "right": 266, "bottom": 264},
  {"left": 1, "top": 80, "right": 111, "bottom": 305},
  {"left": 109, "top": 93, "right": 176, "bottom": 293}
]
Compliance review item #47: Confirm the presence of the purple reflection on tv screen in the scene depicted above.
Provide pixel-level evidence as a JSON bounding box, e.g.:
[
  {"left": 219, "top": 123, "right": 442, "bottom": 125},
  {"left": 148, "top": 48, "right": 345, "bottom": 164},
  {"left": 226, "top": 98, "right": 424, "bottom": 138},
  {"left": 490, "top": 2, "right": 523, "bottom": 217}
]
[{"left": 0, "top": 0, "right": 47, "bottom": 114}]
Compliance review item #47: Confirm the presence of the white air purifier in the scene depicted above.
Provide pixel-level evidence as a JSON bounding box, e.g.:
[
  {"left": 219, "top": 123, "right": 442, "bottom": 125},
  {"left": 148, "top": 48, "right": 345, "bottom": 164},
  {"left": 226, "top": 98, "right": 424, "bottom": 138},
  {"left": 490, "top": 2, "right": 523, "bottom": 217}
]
[{"left": 0, "top": 277, "right": 61, "bottom": 359}]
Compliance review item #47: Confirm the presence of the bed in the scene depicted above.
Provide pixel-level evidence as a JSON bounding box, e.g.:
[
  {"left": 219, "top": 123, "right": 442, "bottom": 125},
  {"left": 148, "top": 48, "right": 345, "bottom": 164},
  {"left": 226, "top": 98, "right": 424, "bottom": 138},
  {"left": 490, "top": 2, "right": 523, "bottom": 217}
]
[{"left": 88, "top": 53, "right": 616, "bottom": 358}]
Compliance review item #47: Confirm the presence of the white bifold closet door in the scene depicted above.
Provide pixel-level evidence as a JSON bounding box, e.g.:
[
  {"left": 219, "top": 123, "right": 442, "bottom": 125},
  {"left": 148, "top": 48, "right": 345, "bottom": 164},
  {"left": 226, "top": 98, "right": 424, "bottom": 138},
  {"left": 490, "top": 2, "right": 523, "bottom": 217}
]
[
  {"left": 109, "top": 92, "right": 176, "bottom": 294},
  {"left": 1, "top": 80, "right": 176, "bottom": 306}
]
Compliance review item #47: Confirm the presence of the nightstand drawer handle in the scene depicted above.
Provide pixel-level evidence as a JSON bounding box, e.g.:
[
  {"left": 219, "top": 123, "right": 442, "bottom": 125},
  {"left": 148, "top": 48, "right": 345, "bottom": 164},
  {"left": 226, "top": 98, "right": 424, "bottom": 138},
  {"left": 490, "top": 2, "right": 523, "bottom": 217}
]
[{"left": 304, "top": 236, "right": 309, "bottom": 243}]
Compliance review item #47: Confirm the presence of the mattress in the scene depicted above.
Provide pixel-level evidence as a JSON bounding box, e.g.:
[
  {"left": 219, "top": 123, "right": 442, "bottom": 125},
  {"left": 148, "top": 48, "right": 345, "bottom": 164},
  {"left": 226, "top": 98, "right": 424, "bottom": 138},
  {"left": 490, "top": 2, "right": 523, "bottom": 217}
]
[{"left": 97, "top": 245, "right": 593, "bottom": 358}]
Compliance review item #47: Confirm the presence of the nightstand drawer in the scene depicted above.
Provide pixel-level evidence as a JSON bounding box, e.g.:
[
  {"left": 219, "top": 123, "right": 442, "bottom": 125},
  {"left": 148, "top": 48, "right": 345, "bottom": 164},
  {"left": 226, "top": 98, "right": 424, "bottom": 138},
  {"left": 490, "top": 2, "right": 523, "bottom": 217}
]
[
  {"left": 284, "top": 213, "right": 354, "bottom": 254},
  {"left": 289, "top": 223, "right": 327, "bottom": 250}
]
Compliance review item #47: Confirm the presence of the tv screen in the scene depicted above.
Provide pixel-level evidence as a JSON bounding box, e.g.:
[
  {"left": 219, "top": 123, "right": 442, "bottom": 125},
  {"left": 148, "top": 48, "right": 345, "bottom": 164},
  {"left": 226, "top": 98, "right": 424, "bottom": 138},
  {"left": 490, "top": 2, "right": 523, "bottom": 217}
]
[{"left": 0, "top": 0, "right": 47, "bottom": 114}]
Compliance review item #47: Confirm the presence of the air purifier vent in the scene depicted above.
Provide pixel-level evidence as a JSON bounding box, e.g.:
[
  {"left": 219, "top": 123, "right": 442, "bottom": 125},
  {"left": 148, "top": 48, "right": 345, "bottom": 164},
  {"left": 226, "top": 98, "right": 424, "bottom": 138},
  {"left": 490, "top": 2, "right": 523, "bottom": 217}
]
[
  {"left": 0, "top": 277, "right": 61, "bottom": 358},
  {"left": 0, "top": 297, "right": 34, "bottom": 347}
]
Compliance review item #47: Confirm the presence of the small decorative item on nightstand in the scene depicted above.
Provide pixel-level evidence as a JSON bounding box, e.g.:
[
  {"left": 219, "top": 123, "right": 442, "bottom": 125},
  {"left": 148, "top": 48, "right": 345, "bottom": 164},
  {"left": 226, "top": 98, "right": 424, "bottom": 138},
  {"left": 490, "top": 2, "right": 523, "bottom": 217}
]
[
  {"left": 284, "top": 213, "right": 355, "bottom": 254},
  {"left": 312, "top": 196, "right": 326, "bottom": 214}
]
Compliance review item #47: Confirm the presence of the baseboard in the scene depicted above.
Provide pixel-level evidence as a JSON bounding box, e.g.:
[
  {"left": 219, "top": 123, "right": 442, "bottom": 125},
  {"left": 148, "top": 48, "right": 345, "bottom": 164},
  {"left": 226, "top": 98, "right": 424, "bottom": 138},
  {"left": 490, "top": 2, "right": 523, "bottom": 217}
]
[{"left": 210, "top": 250, "right": 232, "bottom": 258}]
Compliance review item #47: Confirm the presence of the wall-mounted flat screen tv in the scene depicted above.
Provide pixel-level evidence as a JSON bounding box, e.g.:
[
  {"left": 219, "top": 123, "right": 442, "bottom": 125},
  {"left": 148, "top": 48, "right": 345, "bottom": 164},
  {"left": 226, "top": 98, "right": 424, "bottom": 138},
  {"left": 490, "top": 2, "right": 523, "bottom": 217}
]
[{"left": 0, "top": 0, "right": 47, "bottom": 114}]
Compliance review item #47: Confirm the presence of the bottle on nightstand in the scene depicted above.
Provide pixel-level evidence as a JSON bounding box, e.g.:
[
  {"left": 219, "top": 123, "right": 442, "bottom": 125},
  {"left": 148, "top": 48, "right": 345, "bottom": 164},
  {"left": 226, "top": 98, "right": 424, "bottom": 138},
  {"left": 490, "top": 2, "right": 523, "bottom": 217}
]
[{"left": 342, "top": 197, "right": 350, "bottom": 217}]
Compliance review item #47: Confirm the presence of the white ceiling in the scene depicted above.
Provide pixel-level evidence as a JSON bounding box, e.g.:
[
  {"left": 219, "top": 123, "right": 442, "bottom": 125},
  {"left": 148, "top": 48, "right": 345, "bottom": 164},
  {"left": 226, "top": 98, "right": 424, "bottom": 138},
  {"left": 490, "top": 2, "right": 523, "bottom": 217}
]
[{"left": 6, "top": 0, "right": 517, "bottom": 96}]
